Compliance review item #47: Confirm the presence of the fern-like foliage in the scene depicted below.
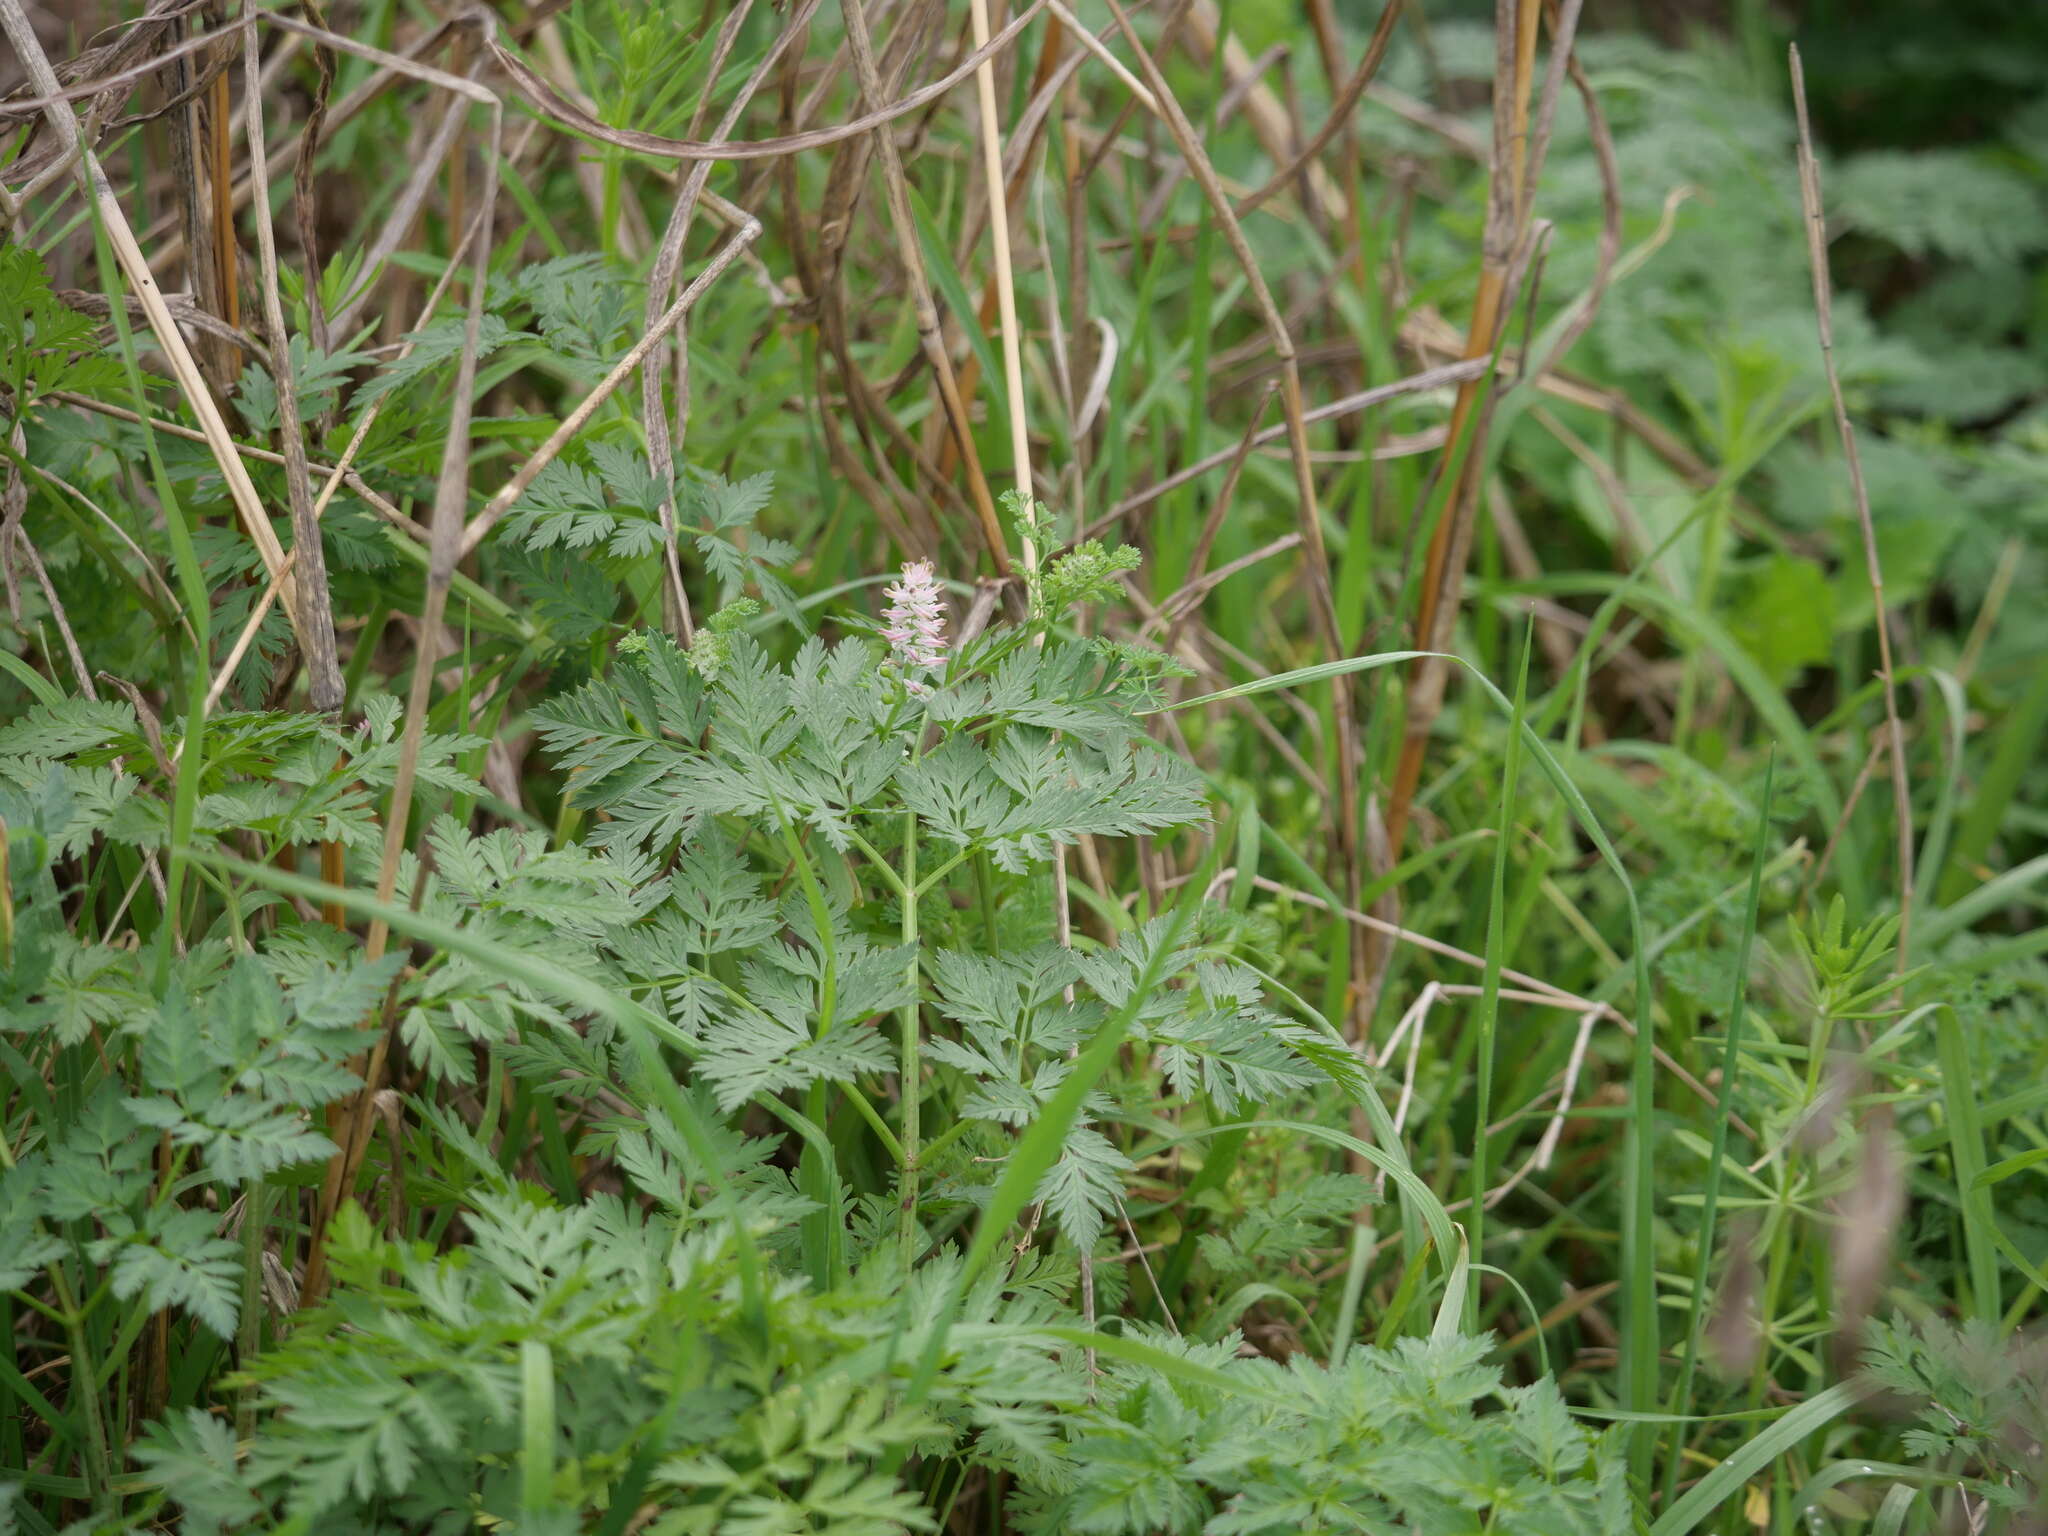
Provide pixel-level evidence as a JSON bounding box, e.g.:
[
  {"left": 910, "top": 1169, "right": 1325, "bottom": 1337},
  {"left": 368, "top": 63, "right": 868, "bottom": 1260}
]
[
  {"left": 1862, "top": 1316, "right": 2046, "bottom": 1517},
  {"left": 0, "top": 243, "right": 124, "bottom": 420},
  {"left": 0, "top": 837, "right": 380, "bottom": 1338},
  {"left": 136, "top": 1194, "right": 959, "bottom": 1532},
  {"left": 1832, "top": 149, "right": 2048, "bottom": 267},
  {"left": 1006, "top": 1329, "right": 1627, "bottom": 1535}
]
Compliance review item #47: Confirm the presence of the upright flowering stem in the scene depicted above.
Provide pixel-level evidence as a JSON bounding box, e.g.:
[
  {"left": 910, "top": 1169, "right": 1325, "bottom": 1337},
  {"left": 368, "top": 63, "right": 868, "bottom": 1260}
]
[
  {"left": 884, "top": 562, "right": 945, "bottom": 1257},
  {"left": 898, "top": 806, "right": 921, "bottom": 1260},
  {"left": 882, "top": 560, "right": 948, "bottom": 692}
]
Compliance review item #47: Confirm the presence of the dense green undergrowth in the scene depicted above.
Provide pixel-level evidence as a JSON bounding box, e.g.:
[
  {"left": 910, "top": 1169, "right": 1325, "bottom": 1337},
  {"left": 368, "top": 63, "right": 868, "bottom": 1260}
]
[{"left": 2, "top": 0, "right": 2047, "bottom": 1531}]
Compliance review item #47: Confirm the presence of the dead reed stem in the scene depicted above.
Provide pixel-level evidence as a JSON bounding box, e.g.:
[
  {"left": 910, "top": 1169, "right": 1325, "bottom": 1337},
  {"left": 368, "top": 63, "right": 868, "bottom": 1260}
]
[
  {"left": 240, "top": 14, "right": 343, "bottom": 714},
  {"left": 1789, "top": 44, "right": 1914, "bottom": 974},
  {"left": 302, "top": 42, "right": 506, "bottom": 1307},
  {"left": 1386, "top": 0, "right": 1587, "bottom": 855},
  {"left": 0, "top": 0, "right": 303, "bottom": 636},
  {"left": 1101, "top": 0, "right": 1371, "bottom": 1041},
  {"left": 842, "top": 0, "right": 1012, "bottom": 573}
]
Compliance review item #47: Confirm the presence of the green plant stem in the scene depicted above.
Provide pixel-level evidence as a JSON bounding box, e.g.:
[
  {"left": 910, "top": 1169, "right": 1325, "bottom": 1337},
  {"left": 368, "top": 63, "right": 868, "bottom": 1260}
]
[
  {"left": 973, "top": 852, "right": 1000, "bottom": 948},
  {"left": 916, "top": 1115, "right": 977, "bottom": 1169},
  {"left": 519, "top": 1339, "right": 556, "bottom": 1517},
  {"left": 914, "top": 849, "right": 972, "bottom": 897},
  {"left": 1672, "top": 485, "right": 1732, "bottom": 749},
  {"left": 1466, "top": 626, "right": 1532, "bottom": 1317},
  {"left": 846, "top": 830, "right": 908, "bottom": 899},
  {"left": 839, "top": 1080, "right": 906, "bottom": 1165},
  {"left": 777, "top": 815, "right": 837, "bottom": 1029},
  {"left": 1330, "top": 1214, "right": 1374, "bottom": 1367},
  {"left": 49, "top": 1262, "right": 114, "bottom": 1515},
  {"left": 899, "top": 808, "right": 922, "bottom": 1259},
  {"left": 238, "top": 1180, "right": 268, "bottom": 1440},
  {"left": 775, "top": 812, "right": 844, "bottom": 1287}
]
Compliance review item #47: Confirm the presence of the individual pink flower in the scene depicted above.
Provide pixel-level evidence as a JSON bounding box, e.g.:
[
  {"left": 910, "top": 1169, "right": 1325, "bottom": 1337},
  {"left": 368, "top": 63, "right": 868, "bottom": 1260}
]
[{"left": 882, "top": 560, "right": 948, "bottom": 688}]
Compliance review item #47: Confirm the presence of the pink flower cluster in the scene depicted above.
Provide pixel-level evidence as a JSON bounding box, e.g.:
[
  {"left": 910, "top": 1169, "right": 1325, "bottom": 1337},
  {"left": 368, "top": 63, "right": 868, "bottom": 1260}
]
[{"left": 882, "top": 560, "right": 948, "bottom": 688}]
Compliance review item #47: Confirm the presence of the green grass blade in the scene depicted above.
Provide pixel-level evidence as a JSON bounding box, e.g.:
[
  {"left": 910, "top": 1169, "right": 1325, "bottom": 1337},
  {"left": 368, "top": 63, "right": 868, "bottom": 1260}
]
[
  {"left": 1155, "top": 642, "right": 1660, "bottom": 1465},
  {"left": 1467, "top": 625, "right": 1532, "bottom": 1322},
  {"left": 0, "top": 649, "right": 64, "bottom": 707},
  {"left": 1936, "top": 1004, "right": 2004, "bottom": 1322},
  {"left": 1783, "top": 1461, "right": 1939, "bottom": 1536},
  {"left": 1431, "top": 1228, "right": 1473, "bottom": 1343},
  {"left": 1647, "top": 1383, "right": 1862, "bottom": 1536},
  {"left": 1662, "top": 753, "right": 1776, "bottom": 1505},
  {"left": 1918, "top": 852, "right": 2048, "bottom": 953},
  {"left": 1939, "top": 653, "right": 2048, "bottom": 906},
  {"left": 1872, "top": 1482, "right": 1920, "bottom": 1536}
]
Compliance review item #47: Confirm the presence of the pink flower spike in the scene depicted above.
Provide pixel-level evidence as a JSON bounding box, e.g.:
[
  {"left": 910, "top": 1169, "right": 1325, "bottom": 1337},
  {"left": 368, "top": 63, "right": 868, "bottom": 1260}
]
[{"left": 882, "top": 560, "right": 949, "bottom": 678}]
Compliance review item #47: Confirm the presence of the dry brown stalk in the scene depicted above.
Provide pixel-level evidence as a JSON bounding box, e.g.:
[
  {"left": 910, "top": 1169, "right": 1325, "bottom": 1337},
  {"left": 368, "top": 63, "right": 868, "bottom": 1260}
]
[
  {"left": 1182, "top": 0, "right": 1342, "bottom": 222},
  {"left": 1385, "top": 0, "right": 1586, "bottom": 855},
  {"left": 1102, "top": 0, "right": 1379, "bottom": 1039},
  {"left": 323, "top": 93, "right": 473, "bottom": 340},
  {"left": 292, "top": 0, "right": 336, "bottom": 363},
  {"left": 782, "top": 0, "right": 956, "bottom": 561},
  {"left": 302, "top": 74, "right": 507, "bottom": 1310},
  {"left": 1159, "top": 384, "right": 1277, "bottom": 652},
  {"left": 238, "top": 10, "right": 350, "bottom": 931},
  {"left": 1246, "top": 875, "right": 1761, "bottom": 1143},
  {"left": 457, "top": 207, "right": 764, "bottom": 562},
  {"left": 145, "top": 21, "right": 461, "bottom": 275},
  {"left": 0, "top": 0, "right": 303, "bottom": 641},
  {"left": 1789, "top": 44, "right": 1914, "bottom": 974},
  {"left": 0, "top": 5, "right": 229, "bottom": 149},
  {"left": 203, "top": 0, "right": 237, "bottom": 373},
  {"left": 776, "top": 126, "right": 926, "bottom": 562},
  {"left": 1233, "top": 0, "right": 1402, "bottom": 219},
  {"left": 1087, "top": 356, "right": 1490, "bottom": 534},
  {"left": 839, "top": 0, "right": 1013, "bottom": 573},
  {"left": 158, "top": 9, "right": 234, "bottom": 399},
  {"left": 927, "top": 11, "right": 1073, "bottom": 491},
  {"left": 240, "top": 14, "right": 343, "bottom": 715},
  {"left": 479, "top": 0, "right": 1050, "bottom": 165},
  {"left": 643, "top": 0, "right": 824, "bottom": 642}
]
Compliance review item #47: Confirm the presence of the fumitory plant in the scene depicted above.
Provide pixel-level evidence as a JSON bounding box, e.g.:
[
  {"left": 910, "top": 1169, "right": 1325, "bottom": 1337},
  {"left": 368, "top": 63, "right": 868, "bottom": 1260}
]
[{"left": 527, "top": 526, "right": 1362, "bottom": 1260}]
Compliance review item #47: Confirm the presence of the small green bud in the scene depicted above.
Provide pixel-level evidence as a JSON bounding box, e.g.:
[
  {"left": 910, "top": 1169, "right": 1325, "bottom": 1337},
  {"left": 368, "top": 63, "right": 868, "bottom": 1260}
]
[
  {"left": 684, "top": 598, "right": 761, "bottom": 680},
  {"left": 1040, "top": 539, "right": 1141, "bottom": 620},
  {"left": 686, "top": 629, "right": 731, "bottom": 680},
  {"left": 705, "top": 597, "right": 761, "bottom": 635}
]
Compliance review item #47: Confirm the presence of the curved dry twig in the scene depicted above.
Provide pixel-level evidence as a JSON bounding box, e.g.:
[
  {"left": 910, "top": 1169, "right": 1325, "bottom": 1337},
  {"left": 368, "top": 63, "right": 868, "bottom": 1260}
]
[
  {"left": 477, "top": 0, "right": 1049, "bottom": 163},
  {"left": 1234, "top": 0, "right": 1402, "bottom": 217},
  {"left": 0, "top": 0, "right": 301, "bottom": 634}
]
